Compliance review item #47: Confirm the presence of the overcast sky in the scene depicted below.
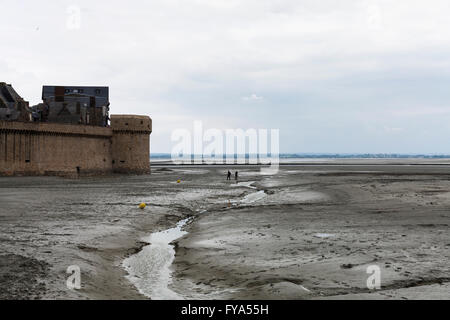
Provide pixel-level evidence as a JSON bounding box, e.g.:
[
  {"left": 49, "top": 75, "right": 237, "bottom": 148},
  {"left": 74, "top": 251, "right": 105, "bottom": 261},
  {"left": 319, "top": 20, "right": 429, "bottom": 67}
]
[{"left": 2, "top": 0, "right": 450, "bottom": 153}]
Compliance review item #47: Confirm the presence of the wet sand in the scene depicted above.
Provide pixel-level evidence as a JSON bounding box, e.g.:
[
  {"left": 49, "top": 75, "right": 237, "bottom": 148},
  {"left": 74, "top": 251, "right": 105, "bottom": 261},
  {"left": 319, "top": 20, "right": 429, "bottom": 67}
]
[
  {"left": 0, "top": 173, "right": 191, "bottom": 299},
  {"left": 0, "top": 162, "right": 449, "bottom": 299}
]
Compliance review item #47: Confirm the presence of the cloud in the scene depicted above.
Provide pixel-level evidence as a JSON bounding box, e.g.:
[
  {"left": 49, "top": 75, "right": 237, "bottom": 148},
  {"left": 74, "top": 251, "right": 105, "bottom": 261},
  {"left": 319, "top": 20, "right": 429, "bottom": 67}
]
[
  {"left": 242, "top": 94, "right": 264, "bottom": 101},
  {"left": 1, "top": 0, "right": 450, "bottom": 152},
  {"left": 383, "top": 126, "right": 404, "bottom": 133},
  {"left": 390, "top": 106, "right": 450, "bottom": 117}
]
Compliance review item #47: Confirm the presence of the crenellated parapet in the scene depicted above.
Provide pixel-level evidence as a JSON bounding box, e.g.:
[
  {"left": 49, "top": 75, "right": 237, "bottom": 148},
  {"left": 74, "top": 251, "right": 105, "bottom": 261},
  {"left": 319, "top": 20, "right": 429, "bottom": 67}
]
[
  {"left": 0, "top": 119, "right": 112, "bottom": 137},
  {"left": 110, "top": 115, "right": 152, "bottom": 134}
]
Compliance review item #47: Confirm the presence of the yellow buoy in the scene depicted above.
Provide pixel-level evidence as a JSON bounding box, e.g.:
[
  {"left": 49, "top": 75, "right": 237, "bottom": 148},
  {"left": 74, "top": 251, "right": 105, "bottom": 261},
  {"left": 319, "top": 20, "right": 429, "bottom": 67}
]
[
  {"left": 139, "top": 203, "right": 146, "bottom": 209},
  {"left": 177, "top": 179, "right": 181, "bottom": 184}
]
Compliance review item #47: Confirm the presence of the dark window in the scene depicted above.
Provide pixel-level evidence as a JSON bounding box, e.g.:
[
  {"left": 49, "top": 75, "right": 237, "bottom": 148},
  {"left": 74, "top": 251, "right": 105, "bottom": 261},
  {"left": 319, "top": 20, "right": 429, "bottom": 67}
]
[
  {"left": 65, "top": 89, "right": 70, "bottom": 93},
  {"left": 95, "top": 89, "right": 101, "bottom": 94}
]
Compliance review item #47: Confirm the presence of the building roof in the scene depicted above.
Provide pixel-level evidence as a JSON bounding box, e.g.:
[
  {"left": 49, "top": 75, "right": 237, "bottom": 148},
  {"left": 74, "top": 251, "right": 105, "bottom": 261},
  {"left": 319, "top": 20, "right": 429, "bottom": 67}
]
[
  {"left": 42, "top": 85, "right": 109, "bottom": 108},
  {"left": 0, "top": 82, "right": 25, "bottom": 108}
]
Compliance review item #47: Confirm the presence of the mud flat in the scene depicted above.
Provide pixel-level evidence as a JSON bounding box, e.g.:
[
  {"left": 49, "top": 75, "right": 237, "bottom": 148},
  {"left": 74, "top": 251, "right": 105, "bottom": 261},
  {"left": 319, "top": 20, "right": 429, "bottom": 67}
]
[
  {"left": 0, "top": 173, "right": 197, "bottom": 299},
  {"left": 1, "top": 162, "right": 449, "bottom": 299},
  {"left": 170, "top": 163, "right": 450, "bottom": 299}
]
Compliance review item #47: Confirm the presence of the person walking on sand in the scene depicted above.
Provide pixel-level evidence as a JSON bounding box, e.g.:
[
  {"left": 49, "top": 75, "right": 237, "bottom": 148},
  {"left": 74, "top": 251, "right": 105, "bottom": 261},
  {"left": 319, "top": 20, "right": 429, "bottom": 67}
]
[
  {"left": 227, "top": 170, "right": 231, "bottom": 180},
  {"left": 235, "top": 171, "right": 238, "bottom": 181}
]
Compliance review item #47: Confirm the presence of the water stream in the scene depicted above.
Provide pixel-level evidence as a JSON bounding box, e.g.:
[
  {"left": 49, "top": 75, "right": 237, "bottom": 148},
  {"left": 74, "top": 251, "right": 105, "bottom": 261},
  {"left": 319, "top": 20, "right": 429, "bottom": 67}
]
[
  {"left": 122, "top": 186, "right": 268, "bottom": 299},
  {"left": 122, "top": 218, "right": 190, "bottom": 300}
]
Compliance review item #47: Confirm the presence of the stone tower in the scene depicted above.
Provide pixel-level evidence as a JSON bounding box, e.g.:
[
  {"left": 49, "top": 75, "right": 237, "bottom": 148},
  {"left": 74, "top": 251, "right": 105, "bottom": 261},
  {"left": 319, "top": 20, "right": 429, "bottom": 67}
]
[{"left": 111, "top": 115, "right": 152, "bottom": 174}]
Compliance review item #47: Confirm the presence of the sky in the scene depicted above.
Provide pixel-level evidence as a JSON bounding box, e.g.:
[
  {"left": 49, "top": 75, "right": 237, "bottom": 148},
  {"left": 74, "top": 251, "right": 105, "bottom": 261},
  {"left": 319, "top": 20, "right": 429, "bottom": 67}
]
[{"left": 1, "top": 0, "right": 450, "bottom": 154}]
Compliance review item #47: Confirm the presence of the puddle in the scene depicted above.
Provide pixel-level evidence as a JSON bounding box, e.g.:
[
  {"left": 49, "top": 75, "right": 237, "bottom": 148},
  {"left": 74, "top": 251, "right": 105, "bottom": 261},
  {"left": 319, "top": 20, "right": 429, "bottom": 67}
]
[
  {"left": 240, "top": 190, "right": 267, "bottom": 204},
  {"left": 122, "top": 218, "right": 190, "bottom": 300},
  {"left": 230, "top": 181, "right": 257, "bottom": 189},
  {"left": 314, "top": 233, "right": 335, "bottom": 238}
]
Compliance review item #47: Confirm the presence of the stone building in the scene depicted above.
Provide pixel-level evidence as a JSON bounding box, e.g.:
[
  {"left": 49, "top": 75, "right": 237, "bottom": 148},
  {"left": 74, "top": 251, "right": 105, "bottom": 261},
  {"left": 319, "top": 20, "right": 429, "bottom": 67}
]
[
  {"left": 0, "top": 83, "right": 32, "bottom": 122},
  {"left": 0, "top": 83, "right": 152, "bottom": 176},
  {"left": 32, "top": 86, "right": 110, "bottom": 126}
]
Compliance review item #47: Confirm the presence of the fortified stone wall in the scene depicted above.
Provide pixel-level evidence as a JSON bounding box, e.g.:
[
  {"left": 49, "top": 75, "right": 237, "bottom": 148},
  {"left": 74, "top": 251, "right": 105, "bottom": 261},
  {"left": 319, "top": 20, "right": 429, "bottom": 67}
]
[{"left": 0, "top": 115, "right": 151, "bottom": 176}]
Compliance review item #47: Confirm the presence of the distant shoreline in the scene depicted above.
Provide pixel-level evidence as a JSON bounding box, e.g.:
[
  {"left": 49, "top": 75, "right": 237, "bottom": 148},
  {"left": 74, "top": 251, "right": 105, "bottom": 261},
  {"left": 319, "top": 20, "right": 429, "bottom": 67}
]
[
  {"left": 151, "top": 158, "right": 450, "bottom": 166},
  {"left": 151, "top": 153, "right": 450, "bottom": 159}
]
